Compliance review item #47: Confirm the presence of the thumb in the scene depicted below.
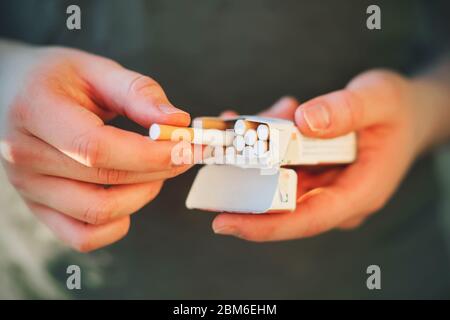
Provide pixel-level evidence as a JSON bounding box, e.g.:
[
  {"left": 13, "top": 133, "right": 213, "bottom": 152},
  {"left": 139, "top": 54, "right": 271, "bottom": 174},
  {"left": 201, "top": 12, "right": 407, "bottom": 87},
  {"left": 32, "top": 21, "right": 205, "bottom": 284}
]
[
  {"left": 78, "top": 54, "right": 190, "bottom": 128},
  {"left": 259, "top": 96, "right": 299, "bottom": 120},
  {"left": 294, "top": 70, "right": 403, "bottom": 138}
]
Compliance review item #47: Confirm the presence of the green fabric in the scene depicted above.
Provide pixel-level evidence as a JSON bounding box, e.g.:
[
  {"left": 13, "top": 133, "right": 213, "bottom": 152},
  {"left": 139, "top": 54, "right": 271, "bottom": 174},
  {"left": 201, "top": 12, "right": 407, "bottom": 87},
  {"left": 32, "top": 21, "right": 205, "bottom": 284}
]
[{"left": 1, "top": 0, "right": 449, "bottom": 298}]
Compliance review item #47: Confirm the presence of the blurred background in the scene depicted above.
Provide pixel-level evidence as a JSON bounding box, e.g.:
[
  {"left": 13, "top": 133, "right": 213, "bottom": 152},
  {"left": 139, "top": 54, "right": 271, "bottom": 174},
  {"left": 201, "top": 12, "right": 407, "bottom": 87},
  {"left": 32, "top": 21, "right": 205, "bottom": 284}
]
[{"left": 0, "top": 0, "right": 449, "bottom": 299}]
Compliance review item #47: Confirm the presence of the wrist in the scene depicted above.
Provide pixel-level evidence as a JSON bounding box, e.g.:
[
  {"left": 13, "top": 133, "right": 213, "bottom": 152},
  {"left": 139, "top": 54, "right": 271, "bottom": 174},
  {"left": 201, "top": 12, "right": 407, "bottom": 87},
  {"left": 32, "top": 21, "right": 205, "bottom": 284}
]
[
  {"left": 0, "top": 40, "right": 38, "bottom": 125},
  {"left": 409, "top": 77, "right": 450, "bottom": 155}
]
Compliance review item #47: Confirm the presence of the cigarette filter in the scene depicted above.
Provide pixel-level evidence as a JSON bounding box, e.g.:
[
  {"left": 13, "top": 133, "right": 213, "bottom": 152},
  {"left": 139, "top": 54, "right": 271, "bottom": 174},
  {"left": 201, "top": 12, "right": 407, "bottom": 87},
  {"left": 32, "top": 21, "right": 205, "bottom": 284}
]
[
  {"left": 234, "top": 119, "right": 259, "bottom": 135},
  {"left": 232, "top": 135, "right": 246, "bottom": 152},
  {"left": 256, "top": 124, "right": 269, "bottom": 141},
  {"left": 243, "top": 145, "right": 257, "bottom": 158},
  {"left": 192, "top": 117, "right": 231, "bottom": 130},
  {"left": 255, "top": 140, "right": 268, "bottom": 156},
  {"left": 244, "top": 129, "right": 258, "bottom": 146}
]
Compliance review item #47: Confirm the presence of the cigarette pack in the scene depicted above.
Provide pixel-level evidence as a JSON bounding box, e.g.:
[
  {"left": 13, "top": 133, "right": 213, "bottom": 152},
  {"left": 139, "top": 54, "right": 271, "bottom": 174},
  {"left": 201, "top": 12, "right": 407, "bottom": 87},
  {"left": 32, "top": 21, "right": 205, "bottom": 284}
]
[{"left": 184, "top": 115, "right": 357, "bottom": 214}]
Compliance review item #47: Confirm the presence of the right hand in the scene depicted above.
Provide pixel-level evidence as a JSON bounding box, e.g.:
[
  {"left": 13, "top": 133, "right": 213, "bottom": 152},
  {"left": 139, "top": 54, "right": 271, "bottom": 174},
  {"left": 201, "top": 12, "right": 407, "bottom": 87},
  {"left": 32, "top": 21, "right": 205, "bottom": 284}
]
[{"left": 0, "top": 46, "right": 191, "bottom": 252}]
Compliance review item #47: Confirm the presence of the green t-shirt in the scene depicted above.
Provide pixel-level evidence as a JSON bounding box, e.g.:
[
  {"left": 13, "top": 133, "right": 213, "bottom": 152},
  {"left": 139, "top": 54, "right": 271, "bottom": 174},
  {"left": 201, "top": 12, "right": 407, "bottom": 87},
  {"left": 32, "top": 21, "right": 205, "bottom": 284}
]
[{"left": 1, "top": 0, "right": 449, "bottom": 298}]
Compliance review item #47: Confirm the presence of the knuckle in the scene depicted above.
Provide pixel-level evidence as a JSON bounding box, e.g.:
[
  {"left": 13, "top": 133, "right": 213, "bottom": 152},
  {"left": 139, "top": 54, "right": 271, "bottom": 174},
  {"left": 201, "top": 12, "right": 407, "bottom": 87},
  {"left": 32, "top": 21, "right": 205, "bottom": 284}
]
[
  {"left": 127, "top": 75, "right": 164, "bottom": 101},
  {"left": 114, "top": 170, "right": 130, "bottom": 183},
  {"left": 280, "top": 95, "right": 299, "bottom": 106},
  {"left": 100, "top": 57, "right": 122, "bottom": 69},
  {"left": 71, "top": 130, "right": 108, "bottom": 168},
  {"left": 358, "top": 69, "right": 404, "bottom": 87},
  {"left": 8, "top": 174, "right": 27, "bottom": 192},
  {"left": 96, "top": 167, "right": 129, "bottom": 185},
  {"left": 82, "top": 192, "right": 116, "bottom": 225},
  {"left": 9, "top": 103, "right": 30, "bottom": 126},
  {"left": 73, "top": 218, "right": 130, "bottom": 253},
  {"left": 349, "top": 69, "right": 408, "bottom": 103}
]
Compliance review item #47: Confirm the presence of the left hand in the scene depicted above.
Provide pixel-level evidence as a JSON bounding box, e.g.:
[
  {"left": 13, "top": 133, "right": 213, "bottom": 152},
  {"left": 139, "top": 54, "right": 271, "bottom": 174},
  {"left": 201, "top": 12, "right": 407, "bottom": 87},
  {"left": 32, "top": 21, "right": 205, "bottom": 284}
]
[{"left": 212, "top": 70, "right": 434, "bottom": 241}]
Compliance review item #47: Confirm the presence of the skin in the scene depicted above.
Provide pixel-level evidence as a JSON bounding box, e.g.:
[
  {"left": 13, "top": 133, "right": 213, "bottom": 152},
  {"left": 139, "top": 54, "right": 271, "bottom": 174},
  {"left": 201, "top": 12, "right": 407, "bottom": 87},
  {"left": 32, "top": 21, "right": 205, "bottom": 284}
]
[
  {"left": 1, "top": 40, "right": 449, "bottom": 249},
  {"left": 0, "top": 42, "right": 192, "bottom": 252},
  {"left": 213, "top": 64, "right": 450, "bottom": 241}
]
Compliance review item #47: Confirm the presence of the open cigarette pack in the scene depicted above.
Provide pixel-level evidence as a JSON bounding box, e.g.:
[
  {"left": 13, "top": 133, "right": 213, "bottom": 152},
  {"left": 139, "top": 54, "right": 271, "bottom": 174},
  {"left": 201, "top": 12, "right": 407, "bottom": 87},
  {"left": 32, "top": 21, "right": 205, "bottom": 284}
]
[{"left": 150, "top": 116, "right": 357, "bottom": 214}]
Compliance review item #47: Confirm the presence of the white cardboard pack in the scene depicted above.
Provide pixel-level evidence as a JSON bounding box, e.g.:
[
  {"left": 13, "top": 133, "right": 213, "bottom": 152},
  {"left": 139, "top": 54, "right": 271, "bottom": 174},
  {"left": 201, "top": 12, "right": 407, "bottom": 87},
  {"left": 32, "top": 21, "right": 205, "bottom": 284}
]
[
  {"left": 186, "top": 165, "right": 297, "bottom": 213},
  {"left": 185, "top": 116, "right": 357, "bottom": 214}
]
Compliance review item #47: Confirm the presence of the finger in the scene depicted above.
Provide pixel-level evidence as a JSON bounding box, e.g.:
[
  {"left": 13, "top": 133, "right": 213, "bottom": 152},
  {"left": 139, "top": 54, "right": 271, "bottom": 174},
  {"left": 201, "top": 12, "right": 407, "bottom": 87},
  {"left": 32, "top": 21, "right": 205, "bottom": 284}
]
[
  {"left": 1, "top": 132, "right": 191, "bottom": 184},
  {"left": 212, "top": 136, "right": 400, "bottom": 242},
  {"left": 21, "top": 93, "right": 190, "bottom": 171},
  {"left": 337, "top": 216, "right": 366, "bottom": 230},
  {"left": 77, "top": 53, "right": 190, "bottom": 127},
  {"left": 27, "top": 200, "right": 130, "bottom": 252},
  {"left": 259, "top": 96, "right": 299, "bottom": 120},
  {"left": 294, "top": 70, "right": 405, "bottom": 138},
  {"left": 17, "top": 174, "right": 163, "bottom": 225},
  {"left": 220, "top": 110, "right": 239, "bottom": 118},
  {"left": 212, "top": 187, "right": 351, "bottom": 241},
  {"left": 297, "top": 167, "right": 343, "bottom": 197}
]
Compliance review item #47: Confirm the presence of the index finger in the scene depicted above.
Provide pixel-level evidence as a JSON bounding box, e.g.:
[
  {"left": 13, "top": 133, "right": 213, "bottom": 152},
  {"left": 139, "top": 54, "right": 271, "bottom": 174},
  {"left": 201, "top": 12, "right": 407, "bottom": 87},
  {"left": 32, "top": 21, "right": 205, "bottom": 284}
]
[{"left": 21, "top": 94, "right": 187, "bottom": 171}]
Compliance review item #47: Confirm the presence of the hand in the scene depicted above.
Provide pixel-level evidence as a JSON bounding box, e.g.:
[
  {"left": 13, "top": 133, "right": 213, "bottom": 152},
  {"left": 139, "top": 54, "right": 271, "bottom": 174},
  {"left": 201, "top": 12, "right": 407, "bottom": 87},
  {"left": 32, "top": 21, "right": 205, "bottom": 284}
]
[
  {"left": 0, "top": 45, "right": 191, "bottom": 251},
  {"left": 213, "top": 70, "right": 435, "bottom": 241}
]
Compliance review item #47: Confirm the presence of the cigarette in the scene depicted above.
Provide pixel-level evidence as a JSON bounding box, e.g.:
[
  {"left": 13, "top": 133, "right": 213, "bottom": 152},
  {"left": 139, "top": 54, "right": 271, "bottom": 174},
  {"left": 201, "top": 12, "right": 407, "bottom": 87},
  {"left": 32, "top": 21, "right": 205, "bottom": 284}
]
[
  {"left": 202, "top": 145, "right": 216, "bottom": 164},
  {"left": 256, "top": 124, "right": 269, "bottom": 141},
  {"left": 149, "top": 124, "right": 234, "bottom": 146},
  {"left": 234, "top": 119, "right": 259, "bottom": 135},
  {"left": 255, "top": 140, "right": 268, "bottom": 156},
  {"left": 258, "top": 151, "right": 271, "bottom": 166},
  {"left": 225, "top": 146, "right": 236, "bottom": 157},
  {"left": 192, "top": 117, "right": 230, "bottom": 130},
  {"left": 212, "top": 146, "right": 225, "bottom": 164},
  {"left": 225, "top": 146, "right": 236, "bottom": 164},
  {"left": 244, "top": 129, "right": 258, "bottom": 146},
  {"left": 243, "top": 145, "right": 257, "bottom": 158},
  {"left": 243, "top": 146, "right": 258, "bottom": 165},
  {"left": 203, "top": 145, "right": 215, "bottom": 159},
  {"left": 232, "top": 135, "right": 246, "bottom": 152},
  {"left": 236, "top": 154, "right": 246, "bottom": 165}
]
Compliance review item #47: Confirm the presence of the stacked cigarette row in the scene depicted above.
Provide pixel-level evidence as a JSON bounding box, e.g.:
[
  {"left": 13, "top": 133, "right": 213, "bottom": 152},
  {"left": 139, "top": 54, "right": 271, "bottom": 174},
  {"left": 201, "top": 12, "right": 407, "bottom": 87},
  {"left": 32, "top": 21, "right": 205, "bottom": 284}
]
[
  {"left": 192, "top": 118, "right": 272, "bottom": 164},
  {"left": 228, "top": 119, "right": 270, "bottom": 164},
  {"left": 149, "top": 117, "right": 271, "bottom": 165}
]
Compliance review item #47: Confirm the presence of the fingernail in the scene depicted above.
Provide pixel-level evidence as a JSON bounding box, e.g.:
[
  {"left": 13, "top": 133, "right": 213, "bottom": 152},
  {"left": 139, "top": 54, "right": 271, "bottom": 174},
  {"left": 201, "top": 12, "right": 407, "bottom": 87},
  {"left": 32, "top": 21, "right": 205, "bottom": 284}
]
[
  {"left": 158, "top": 104, "right": 189, "bottom": 115},
  {"left": 302, "top": 104, "right": 330, "bottom": 132},
  {"left": 213, "top": 226, "right": 240, "bottom": 237},
  {"left": 297, "top": 187, "right": 324, "bottom": 203}
]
